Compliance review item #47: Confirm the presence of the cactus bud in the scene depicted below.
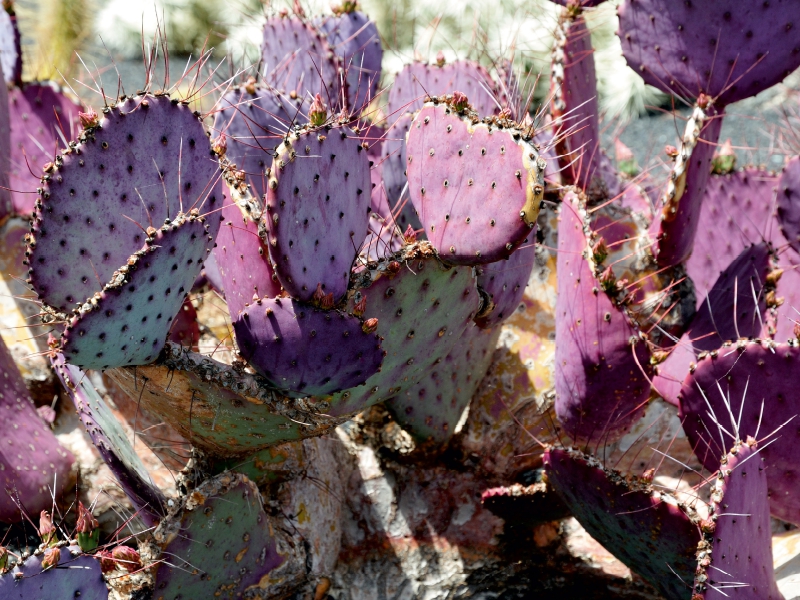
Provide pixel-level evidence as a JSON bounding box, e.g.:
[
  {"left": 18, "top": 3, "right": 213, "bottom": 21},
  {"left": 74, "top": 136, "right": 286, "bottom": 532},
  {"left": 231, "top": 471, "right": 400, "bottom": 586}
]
[
  {"left": 664, "top": 145, "right": 679, "bottom": 159},
  {"left": 451, "top": 91, "right": 469, "bottom": 112},
  {"left": 498, "top": 107, "right": 512, "bottom": 120},
  {"left": 39, "top": 510, "right": 57, "bottom": 546},
  {"left": 244, "top": 76, "right": 257, "bottom": 96},
  {"left": 312, "top": 283, "right": 326, "bottom": 307},
  {"left": 111, "top": 545, "right": 142, "bottom": 573},
  {"left": 591, "top": 237, "right": 608, "bottom": 265},
  {"left": 640, "top": 468, "right": 655, "bottom": 483},
  {"left": 599, "top": 267, "right": 616, "bottom": 294},
  {"left": 321, "top": 292, "right": 335, "bottom": 310},
  {"left": 387, "top": 260, "right": 401, "bottom": 275},
  {"left": 402, "top": 224, "right": 417, "bottom": 244},
  {"left": 76, "top": 501, "right": 100, "bottom": 553},
  {"left": 614, "top": 138, "right": 638, "bottom": 177},
  {"left": 41, "top": 547, "right": 60, "bottom": 571},
  {"left": 309, "top": 94, "right": 327, "bottom": 127},
  {"left": 79, "top": 108, "right": 100, "bottom": 129},
  {"left": 362, "top": 318, "right": 379, "bottom": 334},
  {"left": 711, "top": 138, "right": 736, "bottom": 175},
  {"left": 696, "top": 92, "right": 711, "bottom": 110},
  {"left": 435, "top": 51, "right": 446, "bottom": 67},
  {"left": 352, "top": 295, "right": 367, "bottom": 317},
  {"left": 97, "top": 549, "right": 116, "bottom": 574},
  {"left": 212, "top": 133, "right": 227, "bottom": 157}
]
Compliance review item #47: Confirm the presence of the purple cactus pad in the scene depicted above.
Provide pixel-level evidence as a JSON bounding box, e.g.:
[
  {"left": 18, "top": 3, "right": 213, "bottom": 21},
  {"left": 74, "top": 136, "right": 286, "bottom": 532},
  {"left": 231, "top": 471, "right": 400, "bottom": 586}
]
[
  {"left": 264, "top": 122, "right": 371, "bottom": 302},
  {"left": 28, "top": 94, "right": 220, "bottom": 312},
  {"left": 544, "top": 447, "right": 701, "bottom": 599},
  {"left": 475, "top": 235, "right": 536, "bottom": 329},
  {"left": 53, "top": 355, "right": 166, "bottom": 526},
  {"left": 405, "top": 100, "right": 545, "bottom": 265},
  {"left": 0, "top": 74, "right": 11, "bottom": 219},
  {"left": 693, "top": 439, "right": 782, "bottom": 599},
  {"left": 0, "top": 337, "right": 73, "bottom": 522},
  {"left": 679, "top": 340, "right": 800, "bottom": 524},
  {"left": 0, "top": 545, "right": 107, "bottom": 600},
  {"left": 59, "top": 214, "right": 215, "bottom": 370},
  {"left": 8, "top": 84, "right": 81, "bottom": 215},
  {"left": 233, "top": 297, "right": 383, "bottom": 396},
  {"left": 777, "top": 156, "right": 800, "bottom": 254},
  {"left": 555, "top": 192, "right": 652, "bottom": 442},
  {"left": 618, "top": 0, "right": 800, "bottom": 106}
]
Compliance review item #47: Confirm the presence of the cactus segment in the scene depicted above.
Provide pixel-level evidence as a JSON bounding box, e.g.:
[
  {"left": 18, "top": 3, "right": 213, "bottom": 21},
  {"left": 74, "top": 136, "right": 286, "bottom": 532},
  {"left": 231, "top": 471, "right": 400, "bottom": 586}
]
[
  {"left": 386, "top": 324, "right": 499, "bottom": 446},
  {"left": 105, "top": 343, "right": 339, "bottom": 456},
  {"left": 264, "top": 123, "right": 371, "bottom": 302},
  {"left": 777, "top": 156, "right": 800, "bottom": 255},
  {"left": 544, "top": 447, "right": 701, "bottom": 599},
  {"left": 0, "top": 75, "right": 10, "bottom": 220},
  {"left": 475, "top": 237, "right": 536, "bottom": 329},
  {"left": 654, "top": 243, "right": 771, "bottom": 406},
  {"left": 388, "top": 60, "right": 506, "bottom": 117},
  {"left": 59, "top": 215, "right": 215, "bottom": 370},
  {"left": 379, "top": 111, "right": 421, "bottom": 231},
  {"left": 214, "top": 192, "right": 281, "bottom": 319},
  {"left": 28, "top": 94, "right": 220, "bottom": 313},
  {"left": 213, "top": 84, "right": 300, "bottom": 200},
  {"left": 233, "top": 297, "right": 384, "bottom": 396},
  {"left": 405, "top": 99, "right": 545, "bottom": 265},
  {"left": 551, "top": 11, "right": 607, "bottom": 196},
  {"left": 152, "top": 472, "right": 287, "bottom": 599},
  {"left": 261, "top": 16, "right": 339, "bottom": 106},
  {"left": 8, "top": 84, "right": 81, "bottom": 215},
  {"left": 679, "top": 340, "right": 800, "bottom": 524},
  {"left": 650, "top": 103, "right": 724, "bottom": 266},
  {"left": 618, "top": 0, "right": 800, "bottom": 106},
  {"left": 0, "top": 337, "right": 73, "bottom": 522},
  {"left": 0, "top": 9, "right": 19, "bottom": 84},
  {"left": 688, "top": 169, "right": 782, "bottom": 304},
  {"left": 692, "top": 439, "right": 783, "bottom": 599},
  {"left": 53, "top": 355, "right": 166, "bottom": 526},
  {"left": 554, "top": 191, "right": 652, "bottom": 443},
  {"left": 0, "top": 545, "right": 107, "bottom": 600},
  {"left": 328, "top": 242, "right": 480, "bottom": 416},
  {"left": 316, "top": 9, "right": 382, "bottom": 110}
]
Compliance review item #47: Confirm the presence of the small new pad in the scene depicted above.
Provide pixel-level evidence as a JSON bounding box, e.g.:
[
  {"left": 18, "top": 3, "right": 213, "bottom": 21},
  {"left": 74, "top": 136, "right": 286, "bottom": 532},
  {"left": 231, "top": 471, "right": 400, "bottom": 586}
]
[
  {"left": 405, "top": 100, "right": 545, "bottom": 265},
  {"left": 265, "top": 123, "right": 371, "bottom": 302},
  {"left": 29, "top": 94, "right": 220, "bottom": 312},
  {"left": 233, "top": 297, "right": 384, "bottom": 396},
  {"left": 329, "top": 242, "right": 480, "bottom": 416},
  {"left": 53, "top": 354, "right": 166, "bottom": 525},
  {"left": 261, "top": 16, "right": 339, "bottom": 104},
  {"left": 388, "top": 60, "right": 505, "bottom": 117},
  {"left": 544, "top": 447, "right": 701, "bottom": 600},
  {"left": 0, "top": 545, "right": 107, "bottom": 600},
  {"left": 386, "top": 324, "right": 500, "bottom": 445},
  {"left": 8, "top": 83, "right": 81, "bottom": 214},
  {"left": 475, "top": 237, "right": 536, "bottom": 329},
  {"left": 316, "top": 10, "right": 382, "bottom": 110},
  {"left": 618, "top": 0, "right": 800, "bottom": 106},
  {"left": 555, "top": 192, "right": 652, "bottom": 442},
  {"left": 153, "top": 472, "right": 285, "bottom": 599},
  {"left": 0, "top": 337, "right": 73, "bottom": 522},
  {"left": 693, "top": 440, "right": 782, "bottom": 599},
  {"left": 679, "top": 340, "right": 800, "bottom": 525},
  {"left": 59, "top": 215, "right": 214, "bottom": 370}
]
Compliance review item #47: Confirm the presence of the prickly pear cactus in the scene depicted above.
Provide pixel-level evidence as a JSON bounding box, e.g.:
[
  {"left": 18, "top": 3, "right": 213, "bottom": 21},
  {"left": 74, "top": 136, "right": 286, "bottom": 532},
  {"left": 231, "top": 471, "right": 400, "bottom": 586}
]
[{"left": 0, "top": 545, "right": 108, "bottom": 599}]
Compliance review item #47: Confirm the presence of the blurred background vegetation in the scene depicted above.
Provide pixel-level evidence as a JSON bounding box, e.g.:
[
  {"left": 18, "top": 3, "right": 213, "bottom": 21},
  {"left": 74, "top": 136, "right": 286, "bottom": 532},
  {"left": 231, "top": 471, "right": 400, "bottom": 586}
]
[{"left": 12, "top": 0, "right": 668, "bottom": 121}]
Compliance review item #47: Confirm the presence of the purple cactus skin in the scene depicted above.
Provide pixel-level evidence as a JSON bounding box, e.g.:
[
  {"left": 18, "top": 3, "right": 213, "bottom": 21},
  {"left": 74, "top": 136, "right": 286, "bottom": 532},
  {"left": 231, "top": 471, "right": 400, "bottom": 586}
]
[
  {"left": 315, "top": 6, "right": 383, "bottom": 111},
  {"left": 58, "top": 214, "right": 216, "bottom": 370},
  {"left": 8, "top": 83, "right": 81, "bottom": 215},
  {"left": 152, "top": 472, "right": 287, "bottom": 599},
  {"left": 693, "top": 439, "right": 783, "bottom": 600},
  {"left": 263, "top": 121, "right": 371, "bottom": 303},
  {"left": 385, "top": 324, "right": 500, "bottom": 446},
  {"left": 261, "top": 15, "right": 339, "bottom": 107},
  {"left": 555, "top": 191, "right": 652, "bottom": 443},
  {"left": 649, "top": 103, "right": 724, "bottom": 267},
  {"left": 679, "top": 340, "right": 800, "bottom": 524},
  {"left": 379, "top": 111, "right": 421, "bottom": 232},
  {"left": 329, "top": 241, "right": 481, "bottom": 416},
  {"left": 653, "top": 242, "right": 772, "bottom": 407},
  {"left": 688, "top": 168, "right": 782, "bottom": 304},
  {"left": 53, "top": 354, "right": 166, "bottom": 526},
  {"left": 475, "top": 235, "right": 536, "bottom": 329},
  {"left": 618, "top": 0, "right": 800, "bottom": 106},
  {"left": 0, "top": 337, "right": 73, "bottom": 522},
  {"left": 777, "top": 156, "right": 800, "bottom": 254},
  {"left": 233, "top": 297, "right": 384, "bottom": 396},
  {"left": 27, "top": 93, "right": 220, "bottom": 313},
  {"left": 405, "top": 97, "right": 545, "bottom": 265},
  {"left": 0, "top": 72, "right": 11, "bottom": 220},
  {"left": 0, "top": 545, "right": 108, "bottom": 600},
  {"left": 544, "top": 447, "right": 701, "bottom": 599},
  {"left": 387, "top": 59, "right": 507, "bottom": 117}
]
